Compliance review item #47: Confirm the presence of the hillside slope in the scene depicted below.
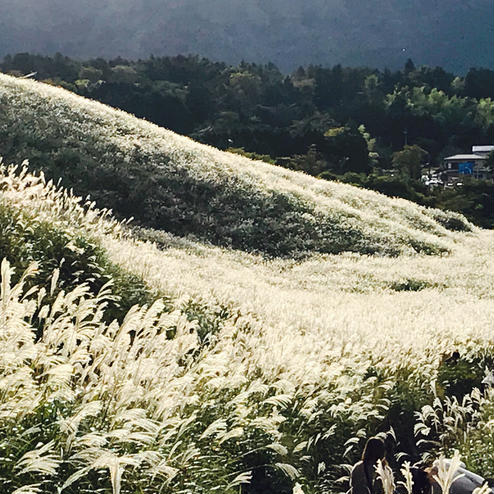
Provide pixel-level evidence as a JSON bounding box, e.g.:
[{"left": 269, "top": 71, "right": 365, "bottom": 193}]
[
  {"left": 0, "top": 0, "right": 492, "bottom": 73},
  {"left": 0, "top": 72, "right": 472, "bottom": 258},
  {"left": 0, "top": 164, "right": 492, "bottom": 494}
]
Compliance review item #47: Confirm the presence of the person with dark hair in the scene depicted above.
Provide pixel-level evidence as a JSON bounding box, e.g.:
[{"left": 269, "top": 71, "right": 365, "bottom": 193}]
[
  {"left": 410, "top": 467, "right": 430, "bottom": 494},
  {"left": 348, "top": 437, "right": 387, "bottom": 494},
  {"left": 410, "top": 460, "right": 493, "bottom": 494}
]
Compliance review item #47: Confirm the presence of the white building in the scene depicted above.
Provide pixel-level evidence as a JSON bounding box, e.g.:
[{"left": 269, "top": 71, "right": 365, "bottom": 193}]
[
  {"left": 443, "top": 150, "right": 491, "bottom": 182},
  {"left": 472, "top": 145, "right": 494, "bottom": 156}
]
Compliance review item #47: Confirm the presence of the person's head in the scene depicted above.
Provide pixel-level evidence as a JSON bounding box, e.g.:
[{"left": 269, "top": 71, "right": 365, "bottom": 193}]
[
  {"left": 410, "top": 467, "right": 431, "bottom": 494},
  {"left": 362, "top": 437, "right": 386, "bottom": 464},
  {"left": 424, "top": 465, "right": 438, "bottom": 483}
]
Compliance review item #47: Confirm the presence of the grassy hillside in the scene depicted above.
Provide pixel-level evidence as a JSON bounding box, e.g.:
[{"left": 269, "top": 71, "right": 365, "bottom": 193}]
[
  {"left": 0, "top": 164, "right": 492, "bottom": 494},
  {"left": 0, "top": 72, "right": 472, "bottom": 258},
  {"left": 0, "top": 73, "right": 492, "bottom": 494}
]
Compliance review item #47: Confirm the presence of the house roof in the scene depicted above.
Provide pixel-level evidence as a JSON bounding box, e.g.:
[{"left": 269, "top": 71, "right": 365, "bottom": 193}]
[
  {"left": 444, "top": 154, "right": 486, "bottom": 161},
  {"left": 472, "top": 145, "right": 494, "bottom": 153}
]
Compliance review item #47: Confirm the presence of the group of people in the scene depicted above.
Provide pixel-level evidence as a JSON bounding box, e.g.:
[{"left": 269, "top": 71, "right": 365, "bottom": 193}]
[{"left": 348, "top": 437, "right": 492, "bottom": 494}]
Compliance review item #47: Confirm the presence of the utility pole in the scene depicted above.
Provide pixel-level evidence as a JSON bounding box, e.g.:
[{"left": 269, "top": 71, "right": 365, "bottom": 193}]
[{"left": 403, "top": 128, "right": 408, "bottom": 147}]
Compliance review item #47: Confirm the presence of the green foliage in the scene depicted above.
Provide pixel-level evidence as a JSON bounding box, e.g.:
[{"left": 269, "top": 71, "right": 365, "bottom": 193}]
[
  {"left": 226, "top": 147, "right": 276, "bottom": 164},
  {"left": 485, "top": 150, "right": 494, "bottom": 171},
  {"left": 323, "top": 125, "right": 371, "bottom": 174},
  {"left": 0, "top": 166, "right": 491, "bottom": 493},
  {"left": 389, "top": 278, "right": 433, "bottom": 292},
  {"left": 367, "top": 174, "right": 419, "bottom": 200},
  {"left": 456, "top": 398, "right": 494, "bottom": 477},
  {"left": 463, "top": 68, "right": 494, "bottom": 100},
  {"left": 0, "top": 198, "right": 153, "bottom": 326},
  {"left": 78, "top": 65, "right": 103, "bottom": 83},
  {"left": 415, "top": 358, "right": 494, "bottom": 478},
  {"left": 180, "top": 298, "right": 236, "bottom": 346},
  {"left": 1, "top": 53, "right": 492, "bottom": 227},
  {"left": 427, "top": 208, "right": 474, "bottom": 232},
  {"left": 434, "top": 179, "right": 494, "bottom": 229},
  {"left": 287, "top": 144, "right": 329, "bottom": 176},
  {"left": 392, "top": 145, "right": 428, "bottom": 180},
  {"left": 437, "top": 353, "right": 493, "bottom": 400}
]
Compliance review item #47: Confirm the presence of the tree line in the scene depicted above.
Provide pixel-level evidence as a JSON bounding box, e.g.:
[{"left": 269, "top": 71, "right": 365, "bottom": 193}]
[{"left": 1, "top": 52, "right": 493, "bottom": 227}]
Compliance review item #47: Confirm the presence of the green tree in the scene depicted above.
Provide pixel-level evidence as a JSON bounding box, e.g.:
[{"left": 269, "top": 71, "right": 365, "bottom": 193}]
[
  {"left": 363, "top": 74, "right": 383, "bottom": 104},
  {"left": 404, "top": 58, "right": 416, "bottom": 74},
  {"left": 109, "top": 65, "right": 139, "bottom": 84},
  {"left": 322, "top": 126, "right": 370, "bottom": 174},
  {"left": 228, "top": 71, "right": 262, "bottom": 113},
  {"left": 78, "top": 66, "right": 103, "bottom": 83},
  {"left": 289, "top": 144, "right": 328, "bottom": 175},
  {"left": 463, "top": 68, "right": 494, "bottom": 100},
  {"left": 358, "top": 124, "right": 379, "bottom": 167},
  {"left": 392, "top": 145, "right": 428, "bottom": 179}
]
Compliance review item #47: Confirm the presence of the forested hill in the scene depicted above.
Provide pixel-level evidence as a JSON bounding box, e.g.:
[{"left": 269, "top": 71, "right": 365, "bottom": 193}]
[
  {"left": 2, "top": 53, "right": 493, "bottom": 227},
  {"left": 0, "top": 0, "right": 492, "bottom": 73}
]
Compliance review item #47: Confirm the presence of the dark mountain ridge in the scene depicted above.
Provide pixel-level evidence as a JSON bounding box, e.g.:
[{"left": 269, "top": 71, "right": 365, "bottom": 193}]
[{"left": 0, "top": 0, "right": 492, "bottom": 73}]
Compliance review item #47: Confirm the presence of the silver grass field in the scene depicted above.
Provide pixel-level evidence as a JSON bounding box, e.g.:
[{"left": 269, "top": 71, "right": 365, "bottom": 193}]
[{"left": 0, "top": 74, "right": 492, "bottom": 494}]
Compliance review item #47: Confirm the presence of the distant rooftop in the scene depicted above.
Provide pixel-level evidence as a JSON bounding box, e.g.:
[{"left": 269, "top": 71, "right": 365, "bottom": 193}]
[
  {"left": 444, "top": 154, "right": 486, "bottom": 161},
  {"left": 472, "top": 145, "right": 494, "bottom": 154}
]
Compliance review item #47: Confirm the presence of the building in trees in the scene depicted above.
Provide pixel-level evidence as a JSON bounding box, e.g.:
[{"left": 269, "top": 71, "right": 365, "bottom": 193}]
[{"left": 442, "top": 147, "right": 493, "bottom": 183}]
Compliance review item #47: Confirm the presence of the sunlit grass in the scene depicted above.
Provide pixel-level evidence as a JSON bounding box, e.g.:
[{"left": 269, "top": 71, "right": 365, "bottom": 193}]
[
  {"left": 0, "top": 165, "right": 492, "bottom": 493},
  {"left": 0, "top": 72, "right": 492, "bottom": 493},
  {"left": 0, "top": 72, "right": 472, "bottom": 257}
]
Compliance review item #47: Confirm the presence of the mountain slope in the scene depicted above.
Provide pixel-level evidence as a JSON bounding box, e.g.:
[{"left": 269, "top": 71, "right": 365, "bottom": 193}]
[
  {"left": 0, "top": 72, "right": 472, "bottom": 258},
  {"left": 0, "top": 0, "right": 492, "bottom": 73},
  {"left": 0, "top": 162, "right": 492, "bottom": 494}
]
